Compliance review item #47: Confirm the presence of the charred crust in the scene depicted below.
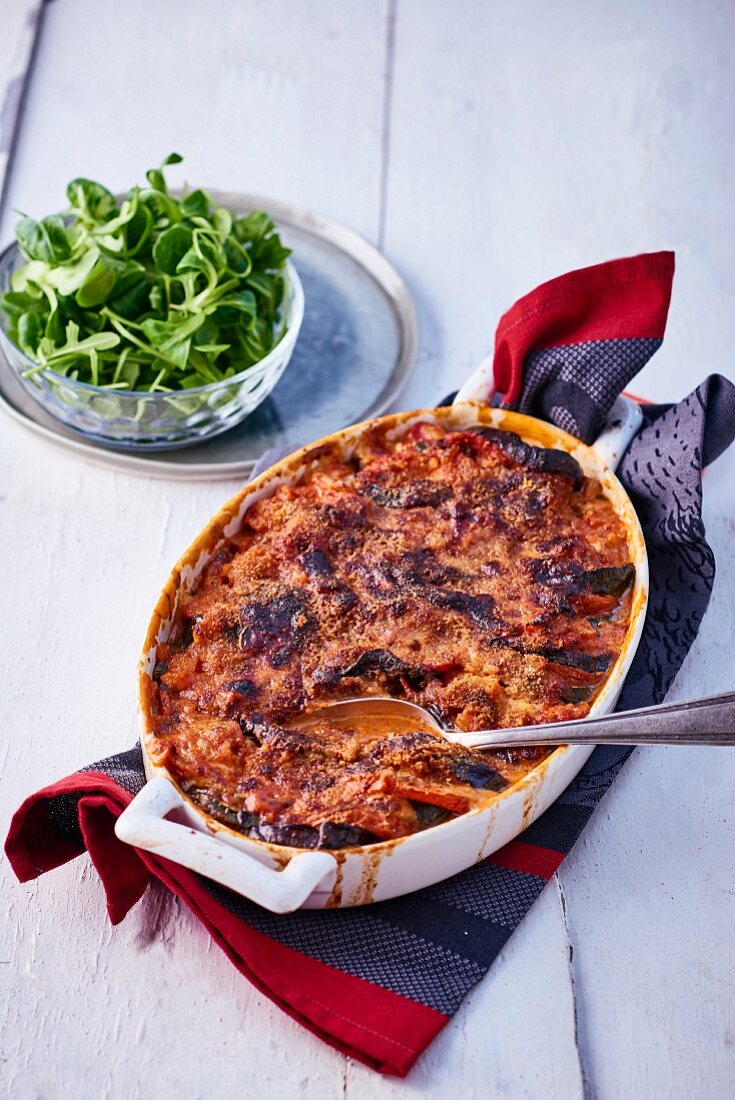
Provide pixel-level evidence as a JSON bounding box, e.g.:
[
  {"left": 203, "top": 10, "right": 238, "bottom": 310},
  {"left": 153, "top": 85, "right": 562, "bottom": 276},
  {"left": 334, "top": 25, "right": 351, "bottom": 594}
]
[
  {"left": 530, "top": 558, "right": 635, "bottom": 597},
  {"left": 335, "top": 648, "right": 429, "bottom": 689},
  {"left": 422, "top": 588, "right": 499, "bottom": 630},
  {"left": 356, "top": 478, "right": 453, "bottom": 509},
  {"left": 536, "top": 647, "right": 613, "bottom": 674},
  {"left": 367, "top": 731, "right": 452, "bottom": 765},
  {"left": 238, "top": 590, "right": 313, "bottom": 667},
  {"left": 225, "top": 678, "right": 257, "bottom": 697},
  {"left": 298, "top": 548, "right": 332, "bottom": 577},
  {"left": 400, "top": 548, "right": 465, "bottom": 586},
  {"left": 298, "top": 548, "right": 358, "bottom": 610},
  {"left": 237, "top": 715, "right": 266, "bottom": 744},
  {"left": 459, "top": 426, "right": 584, "bottom": 488}
]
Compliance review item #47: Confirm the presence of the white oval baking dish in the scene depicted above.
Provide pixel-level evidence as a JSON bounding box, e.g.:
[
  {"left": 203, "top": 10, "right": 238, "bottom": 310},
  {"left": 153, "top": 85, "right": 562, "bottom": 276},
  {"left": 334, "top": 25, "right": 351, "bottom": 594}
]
[{"left": 116, "top": 368, "right": 648, "bottom": 913}]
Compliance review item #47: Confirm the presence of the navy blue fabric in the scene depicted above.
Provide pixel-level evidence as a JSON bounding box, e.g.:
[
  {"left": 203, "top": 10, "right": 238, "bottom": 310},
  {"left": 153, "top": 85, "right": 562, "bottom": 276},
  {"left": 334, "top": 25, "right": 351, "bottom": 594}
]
[{"left": 617, "top": 375, "right": 735, "bottom": 708}]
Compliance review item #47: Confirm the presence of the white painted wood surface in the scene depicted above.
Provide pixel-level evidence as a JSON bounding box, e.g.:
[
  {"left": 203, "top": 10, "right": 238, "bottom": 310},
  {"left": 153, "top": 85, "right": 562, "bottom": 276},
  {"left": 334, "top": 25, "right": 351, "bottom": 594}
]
[
  {"left": 0, "top": 0, "right": 42, "bottom": 206},
  {"left": 1, "top": 2, "right": 734, "bottom": 1097}
]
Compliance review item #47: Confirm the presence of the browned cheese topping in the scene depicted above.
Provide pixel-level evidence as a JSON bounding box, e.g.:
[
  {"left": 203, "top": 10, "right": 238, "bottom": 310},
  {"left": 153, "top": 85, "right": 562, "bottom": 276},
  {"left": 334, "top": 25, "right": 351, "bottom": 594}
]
[{"left": 147, "top": 421, "right": 634, "bottom": 848}]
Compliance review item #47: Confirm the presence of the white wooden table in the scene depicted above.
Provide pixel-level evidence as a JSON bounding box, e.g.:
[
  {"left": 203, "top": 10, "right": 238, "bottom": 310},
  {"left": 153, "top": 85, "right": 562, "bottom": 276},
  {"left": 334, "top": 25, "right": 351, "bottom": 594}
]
[{"left": 2, "top": 3, "right": 734, "bottom": 1097}]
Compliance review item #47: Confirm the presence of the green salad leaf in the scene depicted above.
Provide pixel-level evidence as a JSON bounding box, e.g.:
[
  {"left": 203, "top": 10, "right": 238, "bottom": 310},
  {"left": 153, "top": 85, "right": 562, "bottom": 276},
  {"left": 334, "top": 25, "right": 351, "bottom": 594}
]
[{"left": 0, "top": 155, "right": 291, "bottom": 392}]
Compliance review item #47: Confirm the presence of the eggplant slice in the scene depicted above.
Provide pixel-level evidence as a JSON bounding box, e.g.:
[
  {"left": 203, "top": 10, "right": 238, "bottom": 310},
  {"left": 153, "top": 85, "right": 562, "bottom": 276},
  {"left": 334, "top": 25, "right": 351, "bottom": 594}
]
[{"left": 461, "top": 426, "right": 585, "bottom": 488}]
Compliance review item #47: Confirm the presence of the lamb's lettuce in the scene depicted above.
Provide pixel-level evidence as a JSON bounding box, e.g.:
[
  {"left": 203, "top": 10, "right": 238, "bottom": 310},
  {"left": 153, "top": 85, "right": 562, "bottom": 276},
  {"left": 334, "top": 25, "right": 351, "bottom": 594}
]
[{"left": 0, "top": 154, "right": 291, "bottom": 393}]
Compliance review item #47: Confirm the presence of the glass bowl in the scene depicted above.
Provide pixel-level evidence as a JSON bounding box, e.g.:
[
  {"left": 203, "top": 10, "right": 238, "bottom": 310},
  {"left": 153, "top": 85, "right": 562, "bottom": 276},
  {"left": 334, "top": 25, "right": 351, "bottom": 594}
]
[{"left": 0, "top": 240, "right": 304, "bottom": 450}]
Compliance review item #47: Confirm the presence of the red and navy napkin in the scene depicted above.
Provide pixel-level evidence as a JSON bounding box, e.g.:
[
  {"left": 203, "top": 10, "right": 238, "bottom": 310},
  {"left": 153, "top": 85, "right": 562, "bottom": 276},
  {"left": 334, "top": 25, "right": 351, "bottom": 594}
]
[
  {"left": 6, "top": 252, "right": 735, "bottom": 1077},
  {"left": 493, "top": 250, "right": 674, "bottom": 441}
]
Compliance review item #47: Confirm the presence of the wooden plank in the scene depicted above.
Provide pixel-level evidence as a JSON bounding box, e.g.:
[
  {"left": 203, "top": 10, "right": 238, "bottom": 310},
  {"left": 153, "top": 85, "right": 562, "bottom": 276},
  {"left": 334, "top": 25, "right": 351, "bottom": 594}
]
[
  {"left": 0, "top": 0, "right": 389, "bottom": 244},
  {"left": 383, "top": 0, "right": 735, "bottom": 411}
]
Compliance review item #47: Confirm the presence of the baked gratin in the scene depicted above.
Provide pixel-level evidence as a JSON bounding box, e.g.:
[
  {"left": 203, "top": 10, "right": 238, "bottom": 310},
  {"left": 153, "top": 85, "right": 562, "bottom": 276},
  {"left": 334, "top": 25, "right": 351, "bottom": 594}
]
[{"left": 146, "top": 419, "right": 635, "bottom": 849}]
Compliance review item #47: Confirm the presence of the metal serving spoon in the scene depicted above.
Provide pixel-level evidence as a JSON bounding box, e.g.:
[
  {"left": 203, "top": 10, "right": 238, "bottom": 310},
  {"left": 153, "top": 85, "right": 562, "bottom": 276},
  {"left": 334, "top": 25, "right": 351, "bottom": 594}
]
[{"left": 309, "top": 692, "right": 735, "bottom": 748}]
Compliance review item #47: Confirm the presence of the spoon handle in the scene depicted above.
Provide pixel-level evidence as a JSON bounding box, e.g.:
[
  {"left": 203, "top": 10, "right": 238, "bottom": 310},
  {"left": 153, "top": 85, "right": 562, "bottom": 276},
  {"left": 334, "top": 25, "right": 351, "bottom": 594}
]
[{"left": 446, "top": 692, "right": 735, "bottom": 749}]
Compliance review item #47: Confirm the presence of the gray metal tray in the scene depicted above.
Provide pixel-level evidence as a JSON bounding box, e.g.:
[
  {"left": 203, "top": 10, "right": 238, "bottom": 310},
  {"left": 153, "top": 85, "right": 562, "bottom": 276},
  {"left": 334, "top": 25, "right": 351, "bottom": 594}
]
[{"left": 0, "top": 193, "right": 417, "bottom": 480}]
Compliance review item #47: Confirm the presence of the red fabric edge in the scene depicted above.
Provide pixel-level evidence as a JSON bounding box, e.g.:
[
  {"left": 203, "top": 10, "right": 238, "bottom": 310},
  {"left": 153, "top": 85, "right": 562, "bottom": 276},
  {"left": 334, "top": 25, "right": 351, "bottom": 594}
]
[
  {"left": 4, "top": 772, "right": 129, "bottom": 881},
  {"left": 487, "top": 840, "right": 564, "bottom": 879},
  {"left": 493, "top": 251, "right": 675, "bottom": 404}
]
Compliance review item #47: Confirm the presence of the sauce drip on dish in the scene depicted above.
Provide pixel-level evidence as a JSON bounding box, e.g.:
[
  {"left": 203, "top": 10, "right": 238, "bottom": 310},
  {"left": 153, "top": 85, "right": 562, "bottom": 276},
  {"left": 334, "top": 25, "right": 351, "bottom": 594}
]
[{"left": 146, "top": 420, "right": 634, "bottom": 848}]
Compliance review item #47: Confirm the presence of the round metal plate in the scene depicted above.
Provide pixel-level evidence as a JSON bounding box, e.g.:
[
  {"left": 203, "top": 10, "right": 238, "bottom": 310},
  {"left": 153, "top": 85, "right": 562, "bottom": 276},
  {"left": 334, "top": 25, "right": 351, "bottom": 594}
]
[{"left": 0, "top": 193, "right": 418, "bottom": 480}]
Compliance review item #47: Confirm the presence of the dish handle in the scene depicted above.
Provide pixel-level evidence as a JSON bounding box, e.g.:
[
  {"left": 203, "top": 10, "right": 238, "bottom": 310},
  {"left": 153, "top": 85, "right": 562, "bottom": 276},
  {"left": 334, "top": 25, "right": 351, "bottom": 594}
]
[
  {"left": 114, "top": 777, "right": 336, "bottom": 914},
  {"left": 452, "top": 356, "right": 643, "bottom": 473},
  {"left": 590, "top": 395, "right": 643, "bottom": 472}
]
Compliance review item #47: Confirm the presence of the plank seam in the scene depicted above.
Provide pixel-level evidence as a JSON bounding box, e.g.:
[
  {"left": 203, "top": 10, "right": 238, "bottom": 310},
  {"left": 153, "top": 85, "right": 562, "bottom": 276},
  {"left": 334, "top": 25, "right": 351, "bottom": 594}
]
[
  {"left": 556, "top": 873, "right": 593, "bottom": 1100},
  {"left": 377, "top": 0, "right": 398, "bottom": 249}
]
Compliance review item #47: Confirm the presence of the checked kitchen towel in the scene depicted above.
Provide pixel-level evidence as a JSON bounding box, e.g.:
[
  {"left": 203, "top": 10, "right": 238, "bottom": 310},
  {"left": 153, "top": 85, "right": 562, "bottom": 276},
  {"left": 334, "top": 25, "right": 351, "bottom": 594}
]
[{"left": 7, "top": 251, "right": 735, "bottom": 1077}]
